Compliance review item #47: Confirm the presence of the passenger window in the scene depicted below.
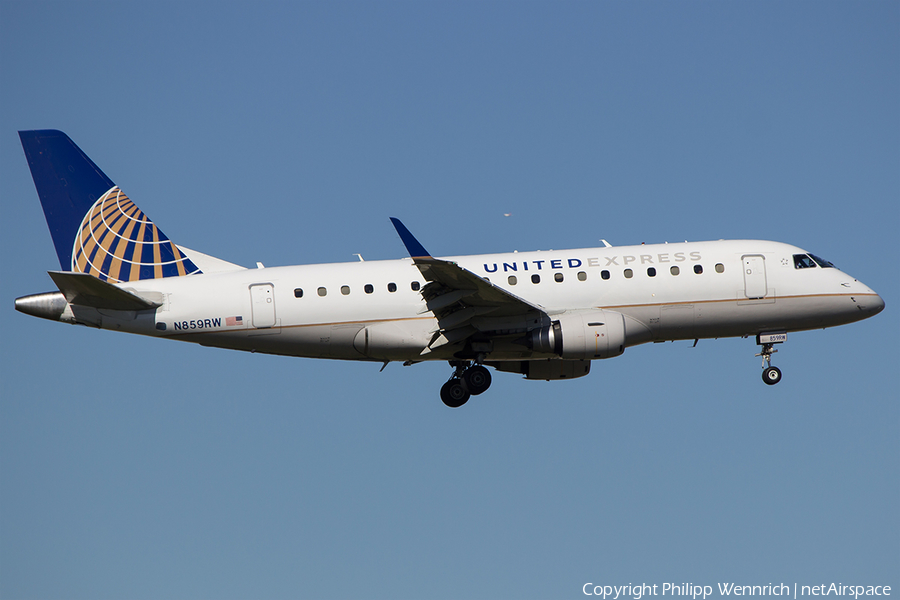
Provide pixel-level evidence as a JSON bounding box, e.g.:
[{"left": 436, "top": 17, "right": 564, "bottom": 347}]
[
  {"left": 793, "top": 254, "right": 817, "bottom": 269},
  {"left": 601, "top": 270, "right": 610, "bottom": 280},
  {"left": 577, "top": 271, "right": 587, "bottom": 281},
  {"left": 317, "top": 287, "right": 327, "bottom": 297},
  {"left": 554, "top": 273, "right": 564, "bottom": 283},
  {"left": 670, "top": 266, "right": 680, "bottom": 276},
  {"left": 715, "top": 263, "right": 725, "bottom": 273},
  {"left": 341, "top": 285, "right": 350, "bottom": 295},
  {"left": 294, "top": 288, "right": 303, "bottom": 298},
  {"left": 364, "top": 284, "right": 374, "bottom": 294},
  {"left": 694, "top": 265, "right": 703, "bottom": 274},
  {"left": 647, "top": 267, "right": 656, "bottom": 277},
  {"left": 624, "top": 269, "right": 633, "bottom": 279},
  {"left": 508, "top": 275, "right": 517, "bottom": 285},
  {"left": 411, "top": 281, "right": 421, "bottom": 291},
  {"left": 387, "top": 282, "right": 397, "bottom": 292},
  {"left": 531, "top": 274, "right": 540, "bottom": 284}
]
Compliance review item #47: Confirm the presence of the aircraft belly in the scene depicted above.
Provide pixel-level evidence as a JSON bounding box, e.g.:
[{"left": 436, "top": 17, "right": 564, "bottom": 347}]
[
  {"left": 258, "top": 324, "right": 368, "bottom": 359},
  {"left": 675, "top": 294, "right": 868, "bottom": 339},
  {"left": 657, "top": 304, "right": 695, "bottom": 340},
  {"left": 603, "top": 293, "right": 870, "bottom": 343},
  {"left": 188, "top": 325, "right": 364, "bottom": 360},
  {"left": 183, "top": 318, "right": 438, "bottom": 362}
]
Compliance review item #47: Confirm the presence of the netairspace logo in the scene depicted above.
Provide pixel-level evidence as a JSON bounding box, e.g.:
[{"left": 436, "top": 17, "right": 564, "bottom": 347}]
[{"left": 582, "top": 583, "right": 892, "bottom": 600}]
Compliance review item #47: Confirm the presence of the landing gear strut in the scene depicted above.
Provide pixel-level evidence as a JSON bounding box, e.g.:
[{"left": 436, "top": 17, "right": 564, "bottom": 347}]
[
  {"left": 439, "top": 360, "right": 493, "bottom": 407},
  {"left": 755, "top": 332, "right": 785, "bottom": 385}
]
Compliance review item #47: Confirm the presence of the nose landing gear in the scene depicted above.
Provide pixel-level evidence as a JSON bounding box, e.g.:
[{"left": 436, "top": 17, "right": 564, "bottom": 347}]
[
  {"left": 762, "top": 364, "right": 782, "bottom": 385},
  {"left": 755, "top": 332, "right": 786, "bottom": 385},
  {"left": 439, "top": 361, "right": 493, "bottom": 407}
]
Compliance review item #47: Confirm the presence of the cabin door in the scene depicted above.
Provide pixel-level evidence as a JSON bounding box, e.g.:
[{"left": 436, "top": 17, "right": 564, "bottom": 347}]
[
  {"left": 742, "top": 255, "right": 768, "bottom": 299},
  {"left": 250, "top": 284, "right": 277, "bottom": 328}
]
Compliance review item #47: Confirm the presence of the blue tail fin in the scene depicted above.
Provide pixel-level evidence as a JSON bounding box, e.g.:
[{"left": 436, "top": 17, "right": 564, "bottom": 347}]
[{"left": 19, "top": 130, "right": 201, "bottom": 282}]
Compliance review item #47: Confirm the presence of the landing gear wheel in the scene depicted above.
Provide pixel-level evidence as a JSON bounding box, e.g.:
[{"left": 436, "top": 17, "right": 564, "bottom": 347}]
[
  {"left": 440, "top": 379, "right": 470, "bottom": 408},
  {"left": 462, "top": 365, "right": 492, "bottom": 396},
  {"left": 756, "top": 339, "right": 784, "bottom": 386},
  {"left": 762, "top": 366, "right": 782, "bottom": 385}
]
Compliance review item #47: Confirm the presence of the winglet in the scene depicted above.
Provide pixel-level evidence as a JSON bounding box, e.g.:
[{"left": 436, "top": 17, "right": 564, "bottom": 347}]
[{"left": 390, "top": 218, "right": 432, "bottom": 259}]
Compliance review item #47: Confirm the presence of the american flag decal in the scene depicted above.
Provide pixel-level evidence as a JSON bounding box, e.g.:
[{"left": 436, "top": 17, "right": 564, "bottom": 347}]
[{"left": 226, "top": 316, "right": 243, "bottom": 326}]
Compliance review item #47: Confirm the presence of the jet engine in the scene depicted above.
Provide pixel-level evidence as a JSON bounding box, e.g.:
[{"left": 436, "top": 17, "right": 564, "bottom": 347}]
[{"left": 526, "top": 310, "right": 627, "bottom": 360}]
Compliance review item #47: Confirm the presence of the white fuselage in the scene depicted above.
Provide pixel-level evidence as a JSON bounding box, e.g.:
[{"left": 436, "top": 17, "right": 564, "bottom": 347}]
[{"left": 65, "top": 239, "right": 882, "bottom": 364}]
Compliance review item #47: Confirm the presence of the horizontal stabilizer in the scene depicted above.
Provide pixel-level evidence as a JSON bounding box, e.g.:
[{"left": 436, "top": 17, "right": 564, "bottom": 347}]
[{"left": 48, "top": 271, "right": 161, "bottom": 311}]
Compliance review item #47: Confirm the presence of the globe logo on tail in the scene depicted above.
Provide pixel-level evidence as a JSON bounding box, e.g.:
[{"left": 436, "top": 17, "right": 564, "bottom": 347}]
[{"left": 71, "top": 186, "right": 201, "bottom": 282}]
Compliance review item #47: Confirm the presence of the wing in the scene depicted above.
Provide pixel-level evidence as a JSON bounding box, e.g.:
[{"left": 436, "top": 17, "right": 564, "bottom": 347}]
[{"left": 390, "top": 218, "right": 549, "bottom": 355}]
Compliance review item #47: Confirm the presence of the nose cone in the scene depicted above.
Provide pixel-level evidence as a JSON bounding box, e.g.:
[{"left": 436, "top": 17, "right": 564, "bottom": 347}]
[
  {"left": 868, "top": 293, "right": 885, "bottom": 317},
  {"left": 838, "top": 271, "right": 885, "bottom": 320},
  {"left": 851, "top": 280, "right": 885, "bottom": 319}
]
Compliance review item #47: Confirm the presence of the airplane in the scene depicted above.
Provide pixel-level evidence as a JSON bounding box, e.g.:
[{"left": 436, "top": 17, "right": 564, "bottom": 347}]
[{"left": 15, "top": 130, "right": 885, "bottom": 407}]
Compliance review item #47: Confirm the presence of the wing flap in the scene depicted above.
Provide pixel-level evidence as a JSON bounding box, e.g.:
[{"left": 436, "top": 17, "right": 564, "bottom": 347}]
[{"left": 418, "top": 289, "right": 478, "bottom": 314}]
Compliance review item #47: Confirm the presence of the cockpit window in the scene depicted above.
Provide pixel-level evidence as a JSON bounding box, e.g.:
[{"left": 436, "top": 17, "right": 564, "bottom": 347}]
[
  {"left": 794, "top": 253, "right": 835, "bottom": 269},
  {"left": 809, "top": 254, "right": 834, "bottom": 268},
  {"left": 793, "top": 254, "right": 817, "bottom": 269}
]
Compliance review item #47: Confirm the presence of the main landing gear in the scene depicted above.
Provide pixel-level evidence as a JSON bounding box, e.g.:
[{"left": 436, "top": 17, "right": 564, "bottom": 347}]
[
  {"left": 439, "top": 361, "right": 493, "bottom": 408},
  {"left": 755, "top": 332, "right": 786, "bottom": 385}
]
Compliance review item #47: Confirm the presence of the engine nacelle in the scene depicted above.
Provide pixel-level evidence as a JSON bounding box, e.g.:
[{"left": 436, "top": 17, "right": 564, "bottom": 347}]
[
  {"left": 488, "top": 359, "right": 591, "bottom": 380},
  {"left": 527, "top": 310, "right": 627, "bottom": 360}
]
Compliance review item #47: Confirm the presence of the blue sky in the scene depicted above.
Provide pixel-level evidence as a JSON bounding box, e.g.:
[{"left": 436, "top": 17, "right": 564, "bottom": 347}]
[{"left": 1, "top": 2, "right": 897, "bottom": 599}]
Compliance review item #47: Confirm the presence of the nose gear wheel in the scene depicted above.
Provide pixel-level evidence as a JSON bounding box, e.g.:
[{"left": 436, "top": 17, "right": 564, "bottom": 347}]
[
  {"left": 755, "top": 342, "right": 783, "bottom": 386},
  {"left": 762, "top": 366, "right": 782, "bottom": 385}
]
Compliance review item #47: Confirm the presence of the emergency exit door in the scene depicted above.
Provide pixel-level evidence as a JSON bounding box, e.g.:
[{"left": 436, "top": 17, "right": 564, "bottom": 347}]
[
  {"left": 742, "top": 255, "right": 767, "bottom": 299},
  {"left": 250, "top": 284, "right": 276, "bottom": 328}
]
